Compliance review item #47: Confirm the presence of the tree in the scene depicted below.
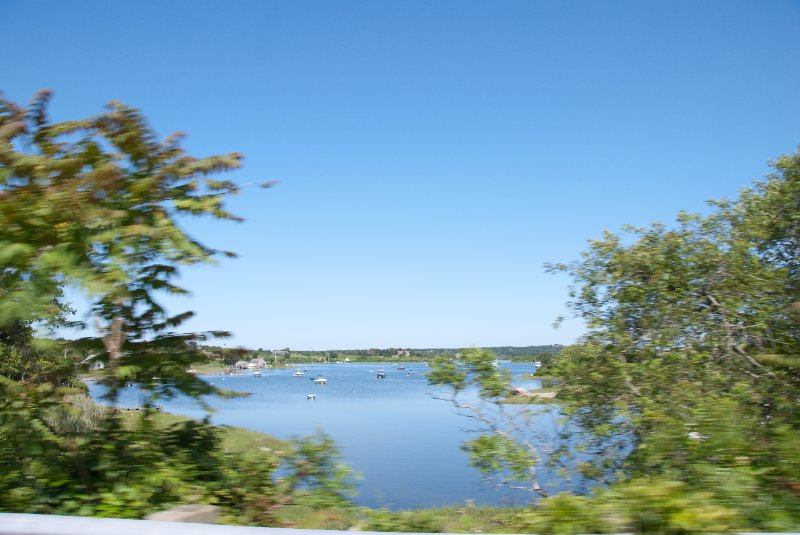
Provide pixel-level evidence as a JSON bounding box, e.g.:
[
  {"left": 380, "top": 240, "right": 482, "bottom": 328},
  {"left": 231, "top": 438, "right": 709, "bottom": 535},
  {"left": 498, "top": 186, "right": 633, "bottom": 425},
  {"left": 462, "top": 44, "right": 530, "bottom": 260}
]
[
  {"left": 0, "top": 89, "right": 275, "bottom": 402},
  {"left": 429, "top": 149, "right": 800, "bottom": 530},
  {"left": 428, "top": 348, "right": 558, "bottom": 498},
  {"left": 0, "top": 91, "right": 357, "bottom": 522},
  {"left": 544, "top": 148, "right": 800, "bottom": 528}
]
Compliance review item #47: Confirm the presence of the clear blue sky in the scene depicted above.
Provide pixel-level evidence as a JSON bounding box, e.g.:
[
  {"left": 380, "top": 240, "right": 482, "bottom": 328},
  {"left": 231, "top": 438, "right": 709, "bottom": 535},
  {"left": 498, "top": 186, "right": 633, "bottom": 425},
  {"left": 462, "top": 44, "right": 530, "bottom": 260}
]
[{"left": 3, "top": 0, "right": 800, "bottom": 350}]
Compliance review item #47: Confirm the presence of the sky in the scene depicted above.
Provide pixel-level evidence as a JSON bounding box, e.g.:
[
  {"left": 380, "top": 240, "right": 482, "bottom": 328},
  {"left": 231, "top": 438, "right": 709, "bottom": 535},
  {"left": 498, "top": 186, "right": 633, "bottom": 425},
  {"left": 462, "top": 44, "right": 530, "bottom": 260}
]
[{"left": 3, "top": 0, "right": 800, "bottom": 350}]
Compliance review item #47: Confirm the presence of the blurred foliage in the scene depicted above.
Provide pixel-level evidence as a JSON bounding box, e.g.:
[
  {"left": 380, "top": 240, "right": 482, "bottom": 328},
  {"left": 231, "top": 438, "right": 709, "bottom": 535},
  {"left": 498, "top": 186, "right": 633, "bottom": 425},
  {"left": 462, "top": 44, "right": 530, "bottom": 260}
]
[
  {"left": 363, "top": 508, "right": 448, "bottom": 533},
  {"left": 541, "top": 148, "right": 800, "bottom": 530},
  {"left": 429, "top": 149, "right": 800, "bottom": 532},
  {"left": 0, "top": 382, "right": 353, "bottom": 521},
  {"left": 4, "top": 90, "right": 800, "bottom": 531},
  {"left": 516, "top": 478, "right": 741, "bottom": 535},
  {"left": 0, "top": 89, "right": 256, "bottom": 404},
  {"left": 428, "top": 348, "right": 555, "bottom": 498},
  {"left": 0, "top": 91, "right": 354, "bottom": 524}
]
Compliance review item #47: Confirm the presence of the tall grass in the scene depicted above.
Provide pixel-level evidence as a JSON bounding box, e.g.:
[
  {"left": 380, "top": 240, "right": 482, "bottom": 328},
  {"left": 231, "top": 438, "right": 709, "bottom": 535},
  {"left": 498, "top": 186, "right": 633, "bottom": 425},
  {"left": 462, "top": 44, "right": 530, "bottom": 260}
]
[{"left": 43, "top": 393, "right": 108, "bottom": 433}]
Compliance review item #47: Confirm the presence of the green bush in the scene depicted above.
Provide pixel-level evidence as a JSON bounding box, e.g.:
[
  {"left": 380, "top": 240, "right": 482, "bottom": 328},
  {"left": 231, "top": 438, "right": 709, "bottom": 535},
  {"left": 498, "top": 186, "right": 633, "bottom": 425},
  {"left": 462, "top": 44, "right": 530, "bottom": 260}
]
[
  {"left": 0, "top": 381, "right": 354, "bottom": 523},
  {"left": 517, "top": 478, "right": 745, "bottom": 535}
]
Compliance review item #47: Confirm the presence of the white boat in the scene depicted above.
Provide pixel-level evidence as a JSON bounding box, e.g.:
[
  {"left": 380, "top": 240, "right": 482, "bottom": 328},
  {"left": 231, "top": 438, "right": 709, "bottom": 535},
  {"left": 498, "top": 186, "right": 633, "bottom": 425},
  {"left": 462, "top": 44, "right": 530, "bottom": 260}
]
[
  {"left": 293, "top": 370, "right": 305, "bottom": 377},
  {"left": 253, "top": 370, "right": 262, "bottom": 376},
  {"left": 312, "top": 376, "right": 327, "bottom": 384}
]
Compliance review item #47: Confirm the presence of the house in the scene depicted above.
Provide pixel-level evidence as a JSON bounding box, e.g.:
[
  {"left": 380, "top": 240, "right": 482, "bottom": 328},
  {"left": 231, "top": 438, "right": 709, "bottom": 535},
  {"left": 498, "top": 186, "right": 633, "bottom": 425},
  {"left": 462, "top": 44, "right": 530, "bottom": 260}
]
[
  {"left": 247, "top": 358, "right": 267, "bottom": 369},
  {"left": 233, "top": 360, "right": 249, "bottom": 370},
  {"left": 79, "top": 353, "right": 105, "bottom": 371}
]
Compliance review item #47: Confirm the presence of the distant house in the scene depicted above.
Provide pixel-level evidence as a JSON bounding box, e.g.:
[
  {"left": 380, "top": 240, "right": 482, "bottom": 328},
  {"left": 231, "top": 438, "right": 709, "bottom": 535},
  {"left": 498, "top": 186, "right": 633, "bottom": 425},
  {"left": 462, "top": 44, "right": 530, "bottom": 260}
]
[
  {"left": 79, "top": 353, "right": 105, "bottom": 371},
  {"left": 234, "top": 360, "right": 249, "bottom": 370},
  {"left": 248, "top": 357, "right": 267, "bottom": 368}
]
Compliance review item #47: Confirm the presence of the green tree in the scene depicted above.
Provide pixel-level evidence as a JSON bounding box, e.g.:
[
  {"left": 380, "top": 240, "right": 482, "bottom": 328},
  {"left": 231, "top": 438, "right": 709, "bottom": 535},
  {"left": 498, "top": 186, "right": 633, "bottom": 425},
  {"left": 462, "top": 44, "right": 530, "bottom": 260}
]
[
  {"left": 428, "top": 348, "right": 557, "bottom": 498},
  {"left": 428, "top": 149, "right": 800, "bottom": 531},
  {"left": 0, "top": 91, "right": 355, "bottom": 522},
  {"left": 0, "top": 89, "right": 278, "bottom": 402},
  {"left": 545, "top": 148, "right": 800, "bottom": 528}
]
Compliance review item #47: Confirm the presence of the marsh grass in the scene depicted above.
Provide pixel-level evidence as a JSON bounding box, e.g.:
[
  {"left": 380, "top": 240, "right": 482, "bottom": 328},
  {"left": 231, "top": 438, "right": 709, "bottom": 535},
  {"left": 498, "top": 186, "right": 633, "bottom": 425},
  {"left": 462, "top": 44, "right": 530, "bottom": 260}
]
[
  {"left": 43, "top": 393, "right": 108, "bottom": 433},
  {"left": 118, "top": 411, "right": 288, "bottom": 456},
  {"left": 360, "top": 505, "right": 531, "bottom": 533},
  {"left": 274, "top": 504, "right": 360, "bottom": 530},
  {"left": 190, "top": 361, "right": 229, "bottom": 374}
]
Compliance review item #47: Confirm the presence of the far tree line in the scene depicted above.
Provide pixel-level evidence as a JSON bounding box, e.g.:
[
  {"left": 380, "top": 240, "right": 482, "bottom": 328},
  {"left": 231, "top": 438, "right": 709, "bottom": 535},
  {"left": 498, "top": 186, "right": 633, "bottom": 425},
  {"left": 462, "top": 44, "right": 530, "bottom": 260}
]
[{"left": 194, "top": 344, "right": 563, "bottom": 366}]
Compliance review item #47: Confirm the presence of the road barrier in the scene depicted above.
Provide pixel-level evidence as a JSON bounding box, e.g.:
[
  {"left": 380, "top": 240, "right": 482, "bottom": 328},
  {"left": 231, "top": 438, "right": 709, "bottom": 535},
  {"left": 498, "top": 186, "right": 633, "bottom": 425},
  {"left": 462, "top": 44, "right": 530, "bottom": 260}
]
[{"left": 0, "top": 512, "right": 797, "bottom": 535}]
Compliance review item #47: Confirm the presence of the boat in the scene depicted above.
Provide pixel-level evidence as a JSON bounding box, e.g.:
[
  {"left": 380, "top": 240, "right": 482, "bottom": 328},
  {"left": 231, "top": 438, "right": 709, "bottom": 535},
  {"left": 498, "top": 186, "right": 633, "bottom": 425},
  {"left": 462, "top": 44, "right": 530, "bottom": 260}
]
[
  {"left": 253, "top": 370, "right": 262, "bottom": 377},
  {"left": 312, "top": 376, "right": 327, "bottom": 384},
  {"left": 377, "top": 370, "right": 386, "bottom": 379},
  {"left": 293, "top": 370, "right": 305, "bottom": 377}
]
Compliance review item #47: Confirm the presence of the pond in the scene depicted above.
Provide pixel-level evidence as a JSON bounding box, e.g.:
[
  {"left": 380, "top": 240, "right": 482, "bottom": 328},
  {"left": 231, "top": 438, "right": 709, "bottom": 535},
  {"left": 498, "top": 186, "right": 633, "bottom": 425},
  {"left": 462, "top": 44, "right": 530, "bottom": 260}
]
[{"left": 89, "top": 362, "right": 561, "bottom": 510}]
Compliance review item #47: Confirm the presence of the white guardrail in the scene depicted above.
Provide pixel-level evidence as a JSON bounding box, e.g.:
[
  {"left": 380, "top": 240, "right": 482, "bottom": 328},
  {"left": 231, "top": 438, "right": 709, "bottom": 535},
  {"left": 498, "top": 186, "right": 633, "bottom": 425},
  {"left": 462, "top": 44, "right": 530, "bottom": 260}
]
[
  {"left": 0, "top": 512, "right": 430, "bottom": 535},
  {"left": 1, "top": 512, "right": 364, "bottom": 535},
  {"left": 0, "top": 513, "right": 796, "bottom": 535}
]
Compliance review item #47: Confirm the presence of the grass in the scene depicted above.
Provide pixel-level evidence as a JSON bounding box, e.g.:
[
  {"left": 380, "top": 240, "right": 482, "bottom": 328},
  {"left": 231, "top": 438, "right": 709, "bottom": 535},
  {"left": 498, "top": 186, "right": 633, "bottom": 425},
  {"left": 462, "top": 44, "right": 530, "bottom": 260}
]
[
  {"left": 222, "top": 497, "right": 537, "bottom": 532},
  {"left": 356, "top": 505, "right": 533, "bottom": 533},
  {"left": 192, "top": 361, "right": 292, "bottom": 374},
  {"left": 274, "top": 505, "right": 361, "bottom": 530},
  {"left": 118, "top": 411, "right": 288, "bottom": 456},
  {"left": 191, "top": 360, "right": 229, "bottom": 374},
  {"left": 217, "top": 422, "right": 288, "bottom": 456}
]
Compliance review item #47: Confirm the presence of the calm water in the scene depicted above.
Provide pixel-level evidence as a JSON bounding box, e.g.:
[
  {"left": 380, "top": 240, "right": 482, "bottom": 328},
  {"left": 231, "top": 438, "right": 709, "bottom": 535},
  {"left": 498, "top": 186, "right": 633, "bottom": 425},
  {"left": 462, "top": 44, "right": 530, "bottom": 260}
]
[{"left": 89, "top": 362, "right": 559, "bottom": 509}]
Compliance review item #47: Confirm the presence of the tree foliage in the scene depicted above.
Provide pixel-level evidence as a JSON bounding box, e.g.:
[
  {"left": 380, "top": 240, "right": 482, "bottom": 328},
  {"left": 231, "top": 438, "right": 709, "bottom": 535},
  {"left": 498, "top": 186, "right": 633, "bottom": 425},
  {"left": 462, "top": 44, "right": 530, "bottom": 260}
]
[
  {"left": 543, "top": 149, "right": 800, "bottom": 529},
  {"left": 428, "top": 348, "right": 557, "bottom": 498},
  {"left": 428, "top": 149, "right": 800, "bottom": 531},
  {"left": 0, "top": 91, "right": 357, "bottom": 523},
  {"left": 0, "top": 89, "right": 264, "bottom": 401},
  {"left": 0, "top": 382, "right": 353, "bottom": 522}
]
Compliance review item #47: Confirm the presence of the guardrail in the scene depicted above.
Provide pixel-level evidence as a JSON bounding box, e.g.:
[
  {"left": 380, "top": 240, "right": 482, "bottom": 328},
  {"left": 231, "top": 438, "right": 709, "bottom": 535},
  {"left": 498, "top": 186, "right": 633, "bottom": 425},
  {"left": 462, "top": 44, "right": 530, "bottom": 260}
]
[
  {"left": 0, "top": 513, "right": 797, "bottom": 535},
  {"left": 1, "top": 513, "right": 356, "bottom": 535}
]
